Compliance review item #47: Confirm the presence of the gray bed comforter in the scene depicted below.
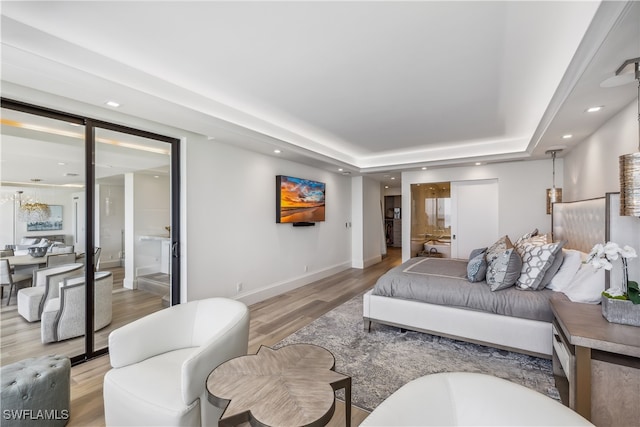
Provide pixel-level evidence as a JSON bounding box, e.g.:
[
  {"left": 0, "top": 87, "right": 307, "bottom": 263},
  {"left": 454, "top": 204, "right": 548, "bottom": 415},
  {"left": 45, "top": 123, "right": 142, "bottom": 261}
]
[{"left": 371, "top": 257, "right": 554, "bottom": 322}]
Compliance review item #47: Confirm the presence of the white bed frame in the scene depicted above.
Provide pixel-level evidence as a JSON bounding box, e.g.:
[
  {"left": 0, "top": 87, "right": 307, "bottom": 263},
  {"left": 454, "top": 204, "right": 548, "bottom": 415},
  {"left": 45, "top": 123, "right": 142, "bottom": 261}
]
[{"left": 363, "top": 195, "right": 613, "bottom": 359}]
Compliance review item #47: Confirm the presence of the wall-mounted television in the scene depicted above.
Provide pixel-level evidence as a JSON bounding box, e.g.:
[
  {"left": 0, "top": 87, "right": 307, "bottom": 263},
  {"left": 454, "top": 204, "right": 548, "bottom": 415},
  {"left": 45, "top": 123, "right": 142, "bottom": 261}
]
[{"left": 276, "top": 175, "right": 326, "bottom": 225}]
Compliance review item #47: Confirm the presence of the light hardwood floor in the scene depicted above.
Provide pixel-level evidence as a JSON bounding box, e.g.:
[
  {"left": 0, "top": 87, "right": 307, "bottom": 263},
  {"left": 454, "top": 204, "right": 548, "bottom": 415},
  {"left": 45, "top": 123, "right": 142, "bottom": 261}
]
[
  {"left": 66, "top": 248, "right": 402, "bottom": 426},
  {"left": 0, "top": 267, "right": 165, "bottom": 366}
]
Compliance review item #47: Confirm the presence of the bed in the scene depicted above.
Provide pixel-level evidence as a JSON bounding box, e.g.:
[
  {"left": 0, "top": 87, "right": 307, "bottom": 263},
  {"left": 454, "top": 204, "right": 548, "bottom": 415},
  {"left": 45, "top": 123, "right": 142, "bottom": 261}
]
[{"left": 363, "top": 193, "right": 636, "bottom": 358}]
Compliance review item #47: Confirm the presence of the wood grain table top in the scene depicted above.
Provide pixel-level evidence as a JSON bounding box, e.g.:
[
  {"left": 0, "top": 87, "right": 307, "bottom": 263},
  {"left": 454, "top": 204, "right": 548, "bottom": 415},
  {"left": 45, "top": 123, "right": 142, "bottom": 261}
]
[
  {"left": 207, "top": 343, "right": 351, "bottom": 427},
  {"left": 550, "top": 293, "right": 640, "bottom": 358}
]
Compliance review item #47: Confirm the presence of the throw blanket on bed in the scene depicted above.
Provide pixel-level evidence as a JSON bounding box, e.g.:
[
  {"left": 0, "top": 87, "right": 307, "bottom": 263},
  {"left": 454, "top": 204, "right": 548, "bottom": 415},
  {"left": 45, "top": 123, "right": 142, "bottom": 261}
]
[{"left": 372, "top": 257, "right": 554, "bottom": 322}]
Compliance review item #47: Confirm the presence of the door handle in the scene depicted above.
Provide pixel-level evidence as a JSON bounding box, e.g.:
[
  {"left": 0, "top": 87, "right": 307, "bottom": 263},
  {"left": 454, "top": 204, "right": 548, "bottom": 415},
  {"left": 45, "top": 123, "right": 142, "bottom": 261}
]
[
  {"left": 171, "top": 242, "right": 179, "bottom": 258},
  {"left": 452, "top": 234, "right": 456, "bottom": 240}
]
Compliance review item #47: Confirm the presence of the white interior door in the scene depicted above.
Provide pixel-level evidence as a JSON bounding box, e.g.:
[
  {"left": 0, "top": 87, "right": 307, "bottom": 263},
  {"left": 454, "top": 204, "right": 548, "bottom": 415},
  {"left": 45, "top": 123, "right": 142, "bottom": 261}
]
[{"left": 451, "top": 180, "right": 499, "bottom": 259}]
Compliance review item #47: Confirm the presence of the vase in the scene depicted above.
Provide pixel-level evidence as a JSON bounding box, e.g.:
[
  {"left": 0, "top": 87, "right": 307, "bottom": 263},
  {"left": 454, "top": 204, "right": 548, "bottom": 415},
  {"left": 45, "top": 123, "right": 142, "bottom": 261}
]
[{"left": 601, "top": 296, "right": 640, "bottom": 327}]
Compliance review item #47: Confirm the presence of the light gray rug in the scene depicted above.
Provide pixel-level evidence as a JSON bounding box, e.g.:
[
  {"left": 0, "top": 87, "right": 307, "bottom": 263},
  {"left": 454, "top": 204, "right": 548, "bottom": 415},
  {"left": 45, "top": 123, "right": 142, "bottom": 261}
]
[{"left": 275, "top": 293, "right": 559, "bottom": 412}]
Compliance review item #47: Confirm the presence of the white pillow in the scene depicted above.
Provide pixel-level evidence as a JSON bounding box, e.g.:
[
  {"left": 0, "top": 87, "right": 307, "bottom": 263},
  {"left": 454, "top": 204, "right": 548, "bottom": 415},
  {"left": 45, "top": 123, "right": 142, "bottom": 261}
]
[
  {"left": 20, "top": 238, "right": 38, "bottom": 245},
  {"left": 561, "top": 262, "right": 605, "bottom": 304},
  {"left": 546, "top": 249, "right": 583, "bottom": 291}
]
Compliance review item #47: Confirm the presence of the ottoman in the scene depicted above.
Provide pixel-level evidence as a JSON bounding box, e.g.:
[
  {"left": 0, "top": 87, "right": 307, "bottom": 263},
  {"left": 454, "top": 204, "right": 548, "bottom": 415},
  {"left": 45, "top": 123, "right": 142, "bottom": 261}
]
[
  {"left": 0, "top": 355, "right": 71, "bottom": 427},
  {"left": 361, "top": 372, "right": 593, "bottom": 426}
]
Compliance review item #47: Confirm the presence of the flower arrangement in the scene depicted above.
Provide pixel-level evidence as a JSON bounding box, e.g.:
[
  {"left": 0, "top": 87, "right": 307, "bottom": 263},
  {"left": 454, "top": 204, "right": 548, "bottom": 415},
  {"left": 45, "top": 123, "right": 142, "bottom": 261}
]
[{"left": 586, "top": 242, "right": 639, "bottom": 304}]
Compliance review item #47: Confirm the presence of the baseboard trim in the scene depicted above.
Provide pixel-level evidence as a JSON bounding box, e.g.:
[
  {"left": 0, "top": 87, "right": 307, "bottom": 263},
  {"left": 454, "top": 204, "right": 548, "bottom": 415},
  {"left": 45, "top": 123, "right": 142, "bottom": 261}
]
[{"left": 237, "top": 262, "right": 352, "bottom": 306}]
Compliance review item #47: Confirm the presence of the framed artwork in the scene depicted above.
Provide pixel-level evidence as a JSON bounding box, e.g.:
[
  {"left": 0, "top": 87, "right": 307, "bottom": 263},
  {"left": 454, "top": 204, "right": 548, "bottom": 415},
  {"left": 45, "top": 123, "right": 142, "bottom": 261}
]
[{"left": 27, "top": 205, "right": 63, "bottom": 231}]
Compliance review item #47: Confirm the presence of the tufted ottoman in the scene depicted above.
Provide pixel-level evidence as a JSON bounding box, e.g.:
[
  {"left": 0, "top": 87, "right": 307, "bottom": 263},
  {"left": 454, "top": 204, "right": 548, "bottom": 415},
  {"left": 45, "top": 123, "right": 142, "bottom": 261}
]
[
  {"left": 361, "top": 372, "right": 593, "bottom": 426},
  {"left": 0, "top": 355, "right": 71, "bottom": 427}
]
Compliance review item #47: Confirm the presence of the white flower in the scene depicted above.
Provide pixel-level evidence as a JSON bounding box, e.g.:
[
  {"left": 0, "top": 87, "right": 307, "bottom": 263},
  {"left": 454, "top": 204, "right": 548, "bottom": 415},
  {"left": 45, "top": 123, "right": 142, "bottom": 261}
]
[
  {"left": 603, "top": 242, "right": 620, "bottom": 261},
  {"left": 605, "top": 287, "right": 625, "bottom": 297},
  {"left": 620, "top": 245, "right": 638, "bottom": 259},
  {"left": 591, "top": 257, "right": 613, "bottom": 270}
]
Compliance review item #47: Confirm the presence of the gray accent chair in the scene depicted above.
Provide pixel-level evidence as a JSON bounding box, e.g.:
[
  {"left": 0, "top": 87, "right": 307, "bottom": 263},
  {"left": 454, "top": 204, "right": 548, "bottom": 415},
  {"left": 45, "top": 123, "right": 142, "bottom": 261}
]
[
  {"left": 17, "top": 263, "right": 84, "bottom": 322},
  {"left": 46, "top": 253, "right": 76, "bottom": 267},
  {"left": 0, "top": 354, "right": 70, "bottom": 427},
  {"left": 1, "top": 259, "right": 32, "bottom": 306},
  {"left": 41, "top": 271, "right": 113, "bottom": 343}
]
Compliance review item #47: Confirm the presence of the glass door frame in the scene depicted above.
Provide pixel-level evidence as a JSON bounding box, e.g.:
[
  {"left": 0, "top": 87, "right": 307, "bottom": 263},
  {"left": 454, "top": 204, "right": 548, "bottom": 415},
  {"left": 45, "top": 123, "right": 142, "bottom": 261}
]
[{"left": 1, "top": 98, "right": 181, "bottom": 364}]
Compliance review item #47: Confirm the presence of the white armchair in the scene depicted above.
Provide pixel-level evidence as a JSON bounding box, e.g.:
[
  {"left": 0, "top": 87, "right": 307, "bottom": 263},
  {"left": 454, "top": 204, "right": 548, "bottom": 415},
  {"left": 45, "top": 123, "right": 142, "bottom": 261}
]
[
  {"left": 41, "top": 271, "right": 113, "bottom": 343},
  {"left": 17, "top": 263, "right": 84, "bottom": 322},
  {"left": 103, "top": 298, "right": 250, "bottom": 427}
]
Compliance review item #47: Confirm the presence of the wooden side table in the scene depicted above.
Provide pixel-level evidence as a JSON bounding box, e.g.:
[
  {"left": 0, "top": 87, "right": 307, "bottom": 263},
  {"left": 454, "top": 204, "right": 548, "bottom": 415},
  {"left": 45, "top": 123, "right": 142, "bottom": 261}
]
[
  {"left": 550, "top": 294, "right": 640, "bottom": 427},
  {"left": 207, "top": 344, "right": 351, "bottom": 427}
]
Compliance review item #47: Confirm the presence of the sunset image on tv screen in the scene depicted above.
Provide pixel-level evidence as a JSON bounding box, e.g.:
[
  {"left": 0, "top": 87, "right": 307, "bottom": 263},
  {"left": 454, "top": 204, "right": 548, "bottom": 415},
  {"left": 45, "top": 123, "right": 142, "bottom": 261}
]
[{"left": 278, "top": 176, "right": 326, "bottom": 223}]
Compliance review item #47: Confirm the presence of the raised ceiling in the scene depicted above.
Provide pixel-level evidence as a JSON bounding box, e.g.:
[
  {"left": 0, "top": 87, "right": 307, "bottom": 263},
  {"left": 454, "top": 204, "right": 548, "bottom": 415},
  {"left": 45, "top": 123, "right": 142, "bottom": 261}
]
[{"left": 1, "top": 1, "right": 639, "bottom": 185}]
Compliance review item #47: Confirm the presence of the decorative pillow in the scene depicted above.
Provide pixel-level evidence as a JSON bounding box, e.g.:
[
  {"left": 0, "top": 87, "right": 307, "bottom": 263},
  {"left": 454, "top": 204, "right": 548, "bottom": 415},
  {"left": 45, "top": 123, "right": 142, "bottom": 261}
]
[
  {"left": 547, "top": 249, "right": 583, "bottom": 291},
  {"left": 486, "top": 248, "right": 522, "bottom": 291},
  {"left": 37, "top": 239, "right": 50, "bottom": 247},
  {"left": 20, "top": 238, "right": 38, "bottom": 245},
  {"left": 467, "top": 252, "right": 487, "bottom": 282},
  {"left": 516, "top": 241, "right": 564, "bottom": 290},
  {"left": 468, "top": 247, "right": 487, "bottom": 261},
  {"left": 514, "top": 228, "right": 538, "bottom": 247},
  {"left": 514, "top": 234, "right": 548, "bottom": 258},
  {"left": 561, "top": 262, "right": 605, "bottom": 304},
  {"left": 485, "top": 236, "right": 513, "bottom": 266},
  {"left": 538, "top": 242, "right": 566, "bottom": 288}
]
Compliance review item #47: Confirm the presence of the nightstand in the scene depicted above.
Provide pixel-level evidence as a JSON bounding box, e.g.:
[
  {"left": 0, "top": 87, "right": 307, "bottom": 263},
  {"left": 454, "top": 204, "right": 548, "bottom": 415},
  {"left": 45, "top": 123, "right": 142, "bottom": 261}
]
[{"left": 550, "top": 294, "right": 640, "bottom": 427}]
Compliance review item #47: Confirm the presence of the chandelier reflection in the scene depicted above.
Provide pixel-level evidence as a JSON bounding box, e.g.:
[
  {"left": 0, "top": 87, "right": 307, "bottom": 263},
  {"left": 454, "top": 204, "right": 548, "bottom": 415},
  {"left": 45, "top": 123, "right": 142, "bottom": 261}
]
[{"left": 15, "top": 190, "right": 51, "bottom": 223}]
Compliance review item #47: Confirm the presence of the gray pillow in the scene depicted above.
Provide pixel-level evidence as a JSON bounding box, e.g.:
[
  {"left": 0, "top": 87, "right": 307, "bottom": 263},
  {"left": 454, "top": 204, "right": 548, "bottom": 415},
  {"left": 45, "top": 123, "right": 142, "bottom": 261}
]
[
  {"left": 468, "top": 247, "right": 487, "bottom": 260},
  {"left": 467, "top": 252, "right": 487, "bottom": 282},
  {"left": 538, "top": 243, "right": 566, "bottom": 289},
  {"left": 486, "top": 248, "right": 522, "bottom": 291}
]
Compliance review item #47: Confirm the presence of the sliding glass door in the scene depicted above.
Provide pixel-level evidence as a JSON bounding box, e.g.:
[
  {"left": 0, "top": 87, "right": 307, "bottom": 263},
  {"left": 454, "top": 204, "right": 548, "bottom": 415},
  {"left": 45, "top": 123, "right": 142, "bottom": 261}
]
[
  {"left": 0, "top": 99, "right": 180, "bottom": 365},
  {"left": 92, "top": 124, "right": 176, "bottom": 353}
]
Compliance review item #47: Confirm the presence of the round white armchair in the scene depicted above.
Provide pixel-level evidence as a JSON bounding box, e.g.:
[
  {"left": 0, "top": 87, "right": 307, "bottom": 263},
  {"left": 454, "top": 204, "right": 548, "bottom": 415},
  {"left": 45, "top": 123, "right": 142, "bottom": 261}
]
[
  {"left": 361, "top": 372, "right": 593, "bottom": 426},
  {"left": 103, "top": 297, "right": 250, "bottom": 427}
]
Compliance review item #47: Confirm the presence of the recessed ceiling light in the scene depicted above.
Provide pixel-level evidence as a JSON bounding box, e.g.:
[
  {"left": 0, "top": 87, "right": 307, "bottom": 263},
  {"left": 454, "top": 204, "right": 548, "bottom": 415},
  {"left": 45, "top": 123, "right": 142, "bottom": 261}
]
[
  {"left": 475, "top": 162, "right": 482, "bottom": 166},
  {"left": 273, "top": 149, "right": 281, "bottom": 154},
  {"left": 154, "top": 176, "right": 159, "bottom": 179},
  {"left": 384, "top": 185, "right": 389, "bottom": 189},
  {"left": 586, "top": 106, "right": 603, "bottom": 113},
  {"left": 338, "top": 168, "right": 343, "bottom": 172},
  {"left": 58, "top": 162, "right": 66, "bottom": 166},
  {"left": 390, "top": 177, "right": 396, "bottom": 180},
  {"left": 562, "top": 134, "right": 573, "bottom": 139},
  {"left": 207, "top": 136, "right": 216, "bottom": 141},
  {"left": 105, "top": 101, "right": 120, "bottom": 108},
  {"left": 421, "top": 167, "right": 427, "bottom": 170}
]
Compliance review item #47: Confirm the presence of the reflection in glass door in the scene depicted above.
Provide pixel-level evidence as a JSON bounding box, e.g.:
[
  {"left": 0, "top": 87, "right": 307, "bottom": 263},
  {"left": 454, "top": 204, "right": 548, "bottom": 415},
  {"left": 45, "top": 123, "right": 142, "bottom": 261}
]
[
  {"left": 92, "top": 124, "right": 176, "bottom": 353},
  {"left": 0, "top": 106, "right": 87, "bottom": 365},
  {"left": 1, "top": 100, "right": 180, "bottom": 366}
]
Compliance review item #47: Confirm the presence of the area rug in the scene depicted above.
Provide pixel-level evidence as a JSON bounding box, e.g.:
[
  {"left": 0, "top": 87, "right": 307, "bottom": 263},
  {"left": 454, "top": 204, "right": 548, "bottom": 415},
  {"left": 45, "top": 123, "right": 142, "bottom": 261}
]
[{"left": 275, "top": 293, "right": 559, "bottom": 412}]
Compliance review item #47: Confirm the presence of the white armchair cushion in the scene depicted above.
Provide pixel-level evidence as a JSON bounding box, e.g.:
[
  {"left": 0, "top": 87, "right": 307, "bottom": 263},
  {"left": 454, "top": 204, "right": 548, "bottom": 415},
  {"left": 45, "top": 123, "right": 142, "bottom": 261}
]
[
  {"left": 362, "top": 372, "right": 593, "bottom": 426},
  {"left": 17, "top": 263, "right": 84, "bottom": 322},
  {"left": 17, "top": 287, "right": 46, "bottom": 322},
  {"left": 104, "top": 298, "right": 250, "bottom": 427}
]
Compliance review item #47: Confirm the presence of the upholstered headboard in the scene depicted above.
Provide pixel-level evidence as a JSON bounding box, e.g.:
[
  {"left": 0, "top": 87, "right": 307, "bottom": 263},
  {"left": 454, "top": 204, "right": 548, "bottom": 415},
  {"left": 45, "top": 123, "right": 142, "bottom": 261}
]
[
  {"left": 552, "top": 197, "right": 606, "bottom": 253},
  {"left": 553, "top": 193, "right": 640, "bottom": 288}
]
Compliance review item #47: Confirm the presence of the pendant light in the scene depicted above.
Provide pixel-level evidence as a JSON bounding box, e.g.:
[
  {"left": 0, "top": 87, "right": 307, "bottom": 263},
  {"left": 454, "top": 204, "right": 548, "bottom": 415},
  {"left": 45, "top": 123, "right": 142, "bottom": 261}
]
[
  {"left": 546, "top": 149, "right": 562, "bottom": 215},
  {"left": 617, "top": 58, "right": 640, "bottom": 216}
]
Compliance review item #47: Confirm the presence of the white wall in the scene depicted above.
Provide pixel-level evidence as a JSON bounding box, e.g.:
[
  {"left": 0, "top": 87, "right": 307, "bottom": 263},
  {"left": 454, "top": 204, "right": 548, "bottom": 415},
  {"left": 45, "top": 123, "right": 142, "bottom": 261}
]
[
  {"left": 184, "top": 137, "right": 353, "bottom": 304},
  {"left": 351, "top": 176, "right": 384, "bottom": 268},
  {"left": 402, "top": 159, "right": 560, "bottom": 261},
  {"left": 563, "top": 100, "right": 640, "bottom": 286},
  {"left": 563, "top": 101, "right": 637, "bottom": 201},
  {"left": 96, "top": 183, "right": 125, "bottom": 268}
]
